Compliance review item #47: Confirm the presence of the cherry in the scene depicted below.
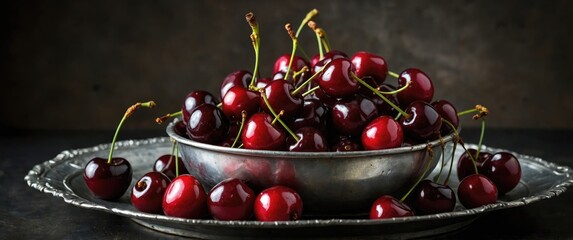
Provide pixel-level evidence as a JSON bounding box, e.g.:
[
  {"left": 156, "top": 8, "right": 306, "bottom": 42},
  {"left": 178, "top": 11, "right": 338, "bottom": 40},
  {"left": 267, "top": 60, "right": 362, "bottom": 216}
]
[
  {"left": 410, "top": 180, "right": 456, "bottom": 215},
  {"left": 351, "top": 51, "right": 388, "bottom": 85},
  {"left": 290, "top": 99, "right": 328, "bottom": 132},
  {"left": 84, "top": 157, "right": 132, "bottom": 200},
  {"left": 186, "top": 104, "right": 229, "bottom": 144},
  {"left": 273, "top": 54, "right": 309, "bottom": 80},
  {"left": 331, "top": 135, "right": 362, "bottom": 152},
  {"left": 399, "top": 101, "right": 442, "bottom": 141},
  {"left": 361, "top": 115, "right": 404, "bottom": 150},
  {"left": 255, "top": 77, "right": 273, "bottom": 90},
  {"left": 457, "top": 174, "right": 498, "bottom": 209},
  {"left": 431, "top": 100, "right": 459, "bottom": 135},
  {"left": 207, "top": 178, "right": 255, "bottom": 221},
  {"left": 396, "top": 68, "right": 434, "bottom": 107},
  {"left": 366, "top": 84, "right": 400, "bottom": 116},
  {"left": 220, "top": 70, "right": 252, "bottom": 99},
  {"left": 369, "top": 195, "right": 414, "bottom": 219},
  {"left": 317, "top": 58, "right": 360, "bottom": 98},
  {"left": 163, "top": 174, "right": 208, "bottom": 218},
  {"left": 218, "top": 123, "right": 241, "bottom": 147},
  {"left": 286, "top": 127, "right": 328, "bottom": 152},
  {"left": 221, "top": 86, "right": 260, "bottom": 121},
  {"left": 331, "top": 95, "right": 378, "bottom": 136},
  {"left": 481, "top": 152, "right": 521, "bottom": 195},
  {"left": 311, "top": 50, "right": 349, "bottom": 74},
  {"left": 260, "top": 79, "right": 303, "bottom": 120},
  {"left": 182, "top": 90, "right": 219, "bottom": 125},
  {"left": 131, "top": 171, "right": 171, "bottom": 214},
  {"left": 457, "top": 149, "right": 492, "bottom": 181},
  {"left": 254, "top": 185, "right": 303, "bottom": 221},
  {"left": 153, "top": 154, "right": 189, "bottom": 180},
  {"left": 241, "top": 112, "right": 286, "bottom": 150}
]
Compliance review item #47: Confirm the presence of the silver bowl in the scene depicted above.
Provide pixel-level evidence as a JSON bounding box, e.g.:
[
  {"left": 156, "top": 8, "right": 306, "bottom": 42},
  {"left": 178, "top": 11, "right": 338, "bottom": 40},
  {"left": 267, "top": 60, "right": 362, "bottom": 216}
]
[{"left": 166, "top": 121, "right": 455, "bottom": 216}]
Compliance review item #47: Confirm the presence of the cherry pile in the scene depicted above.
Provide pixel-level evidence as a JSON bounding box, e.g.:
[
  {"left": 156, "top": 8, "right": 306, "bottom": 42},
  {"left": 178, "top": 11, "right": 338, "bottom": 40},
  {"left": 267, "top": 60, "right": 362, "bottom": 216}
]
[{"left": 83, "top": 9, "right": 522, "bottom": 222}]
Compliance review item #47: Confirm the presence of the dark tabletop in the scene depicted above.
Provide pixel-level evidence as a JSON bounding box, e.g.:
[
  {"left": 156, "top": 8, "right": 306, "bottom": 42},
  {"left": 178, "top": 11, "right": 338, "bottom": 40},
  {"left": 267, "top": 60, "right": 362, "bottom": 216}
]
[{"left": 1, "top": 128, "right": 572, "bottom": 239}]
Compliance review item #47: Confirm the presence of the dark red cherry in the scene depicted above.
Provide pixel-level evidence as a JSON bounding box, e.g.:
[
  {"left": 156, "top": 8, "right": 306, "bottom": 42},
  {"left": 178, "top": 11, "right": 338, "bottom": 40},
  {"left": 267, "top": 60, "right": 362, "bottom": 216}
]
[
  {"left": 186, "top": 104, "right": 229, "bottom": 144},
  {"left": 218, "top": 124, "right": 241, "bottom": 147},
  {"left": 260, "top": 79, "right": 303, "bottom": 120},
  {"left": 369, "top": 195, "right": 414, "bottom": 219},
  {"left": 457, "top": 174, "right": 498, "bottom": 209},
  {"left": 255, "top": 77, "right": 273, "bottom": 90},
  {"left": 481, "top": 152, "right": 521, "bottom": 195},
  {"left": 254, "top": 186, "right": 303, "bottom": 221},
  {"left": 273, "top": 54, "right": 309, "bottom": 78},
  {"left": 361, "top": 116, "right": 404, "bottom": 150},
  {"left": 399, "top": 101, "right": 442, "bottom": 141},
  {"left": 208, "top": 178, "right": 255, "bottom": 221},
  {"left": 311, "top": 50, "right": 349, "bottom": 74},
  {"left": 318, "top": 58, "right": 360, "bottom": 98},
  {"left": 331, "top": 135, "right": 362, "bottom": 152},
  {"left": 174, "top": 121, "right": 187, "bottom": 136},
  {"left": 308, "top": 87, "right": 338, "bottom": 107},
  {"left": 222, "top": 86, "right": 260, "bottom": 121},
  {"left": 287, "top": 127, "right": 328, "bottom": 152},
  {"left": 153, "top": 154, "right": 189, "bottom": 180},
  {"left": 457, "top": 149, "right": 492, "bottom": 181},
  {"left": 181, "top": 90, "right": 219, "bottom": 125},
  {"left": 397, "top": 68, "right": 434, "bottom": 107},
  {"left": 351, "top": 51, "right": 388, "bottom": 84},
  {"left": 411, "top": 180, "right": 456, "bottom": 215},
  {"left": 83, "top": 157, "right": 132, "bottom": 200},
  {"left": 220, "top": 70, "right": 252, "bottom": 99},
  {"left": 332, "top": 95, "right": 378, "bottom": 136},
  {"left": 131, "top": 172, "right": 171, "bottom": 214},
  {"left": 364, "top": 84, "right": 400, "bottom": 116},
  {"left": 162, "top": 174, "right": 208, "bottom": 218},
  {"left": 431, "top": 100, "right": 459, "bottom": 135},
  {"left": 241, "top": 112, "right": 286, "bottom": 150},
  {"left": 290, "top": 99, "right": 329, "bottom": 132}
]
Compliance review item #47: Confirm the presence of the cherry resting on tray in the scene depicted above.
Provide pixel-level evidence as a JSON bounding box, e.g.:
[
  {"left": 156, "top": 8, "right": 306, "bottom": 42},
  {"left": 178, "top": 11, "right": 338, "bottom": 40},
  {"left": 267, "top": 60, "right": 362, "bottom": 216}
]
[
  {"left": 254, "top": 185, "right": 303, "bottom": 221},
  {"left": 131, "top": 171, "right": 171, "bottom": 213},
  {"left": 369, "top": 195, "right": 414, "bottom": 219},
  {"left": 208, "top": 178, "right": 256, "bottom": 220},
  {"left": 163, "top": 174, "right": 208, "bottom": 218},
  {"left": 84, "top": 101, "right": 155, "bottom": 200},
  {"left": 153, "top": 154, "right": 188, "bottom": 180}
]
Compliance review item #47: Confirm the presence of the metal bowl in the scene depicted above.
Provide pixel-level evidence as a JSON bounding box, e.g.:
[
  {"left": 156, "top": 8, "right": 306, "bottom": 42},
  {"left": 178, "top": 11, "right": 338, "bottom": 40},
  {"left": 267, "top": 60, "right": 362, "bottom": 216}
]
[{"left": 166, "top": 121, "right": 455, "bottom": 216}]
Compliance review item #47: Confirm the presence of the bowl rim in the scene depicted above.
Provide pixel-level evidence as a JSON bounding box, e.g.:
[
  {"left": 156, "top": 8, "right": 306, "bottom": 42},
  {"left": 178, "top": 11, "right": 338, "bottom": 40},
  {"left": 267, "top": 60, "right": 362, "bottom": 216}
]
[{"left": 166, "top": 120, "right": 456, "bottom": 159}]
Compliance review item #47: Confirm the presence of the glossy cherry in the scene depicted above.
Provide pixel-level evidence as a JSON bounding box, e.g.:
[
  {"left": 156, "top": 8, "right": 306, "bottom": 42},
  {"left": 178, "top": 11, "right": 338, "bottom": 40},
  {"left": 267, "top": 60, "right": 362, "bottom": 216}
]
[
  {"left": 84, "top": 157, "right": 132, "bottom": 200},
  {"left": 186, "top": 104, "right": 229, "bottom": 144},
  {"left": 182, "top": 90, "right": 219, "bottom": 125},
  {"left": 351, "top": 51, "right": 388, "bottom": 84},
  {"left": 369, "top": 195, "right": 414, "bottom": 219},
  {"left": 207, "top": 178, "right": 255, "bottom": 221},
  {"left": 254, "top": 186, "right": 303, "bottom": 221},
  {"left": 411, "top": 180, "right": 456, "bottom": 215},
  {"left": 361, "top": 116, "right": 404, "bottom": 150},
  {"left": 317, "top": 58, "right": 360, "bottom": 98},
  {"left": 457, "top": 174, "right": 498, "bottom": 209},
  {"left": 221, "top": 86, "right": 260, "bottom": 121},
  {"left": 311, "top": 50, "right": 349, "bottom": 74},
  {"left": 331, "top": 135, "right": 362, "bottom": 152},
  {"left": 399, "top": 101, "right": 442, "bottom": 141},
  {"left": 481, "top": 152, "right": 521, "bottom": 195},
  {"left": 273, "top": 54, "right": 309, "bottom": 81},
  {"left": 457, "top": 149, "right": 492, "bottom": 181},
  {"left": 431, "top": 100, "right": 459, "bottom": 135},
  {"left": 331, "top": 95, "right": 378, "bottom": 136},
  {"left": 260, "top": 79, "right": 303, "bottom": 120},
  {"left": 290, "top": 99, "right": 328, "bottom": 132},
  {"left": 220, "top": 70, "right": 252, "bottom": 99},
  {"left": 362, "top": 84, "right": 400, "bottom": 116},
  {"left": 397, "top": 68, "right": 434, "bottom": 107},
  {"left": 241, "top": 112, "right": 286, "bottom": 150},
  {"left": 218, "top": 124, "right": 240, "bottom": 147},
  {"left": 153, "top": 154, "right": 189, "bottom": 180},
  {"left": 163, "top": 174, "right": 208, "bottom": 218},
  {"left": 131, "top": 171, "right": 171, "bottom": 213},
  {"left": 287, "top": 127, "right": 328, "bottom": 152}
]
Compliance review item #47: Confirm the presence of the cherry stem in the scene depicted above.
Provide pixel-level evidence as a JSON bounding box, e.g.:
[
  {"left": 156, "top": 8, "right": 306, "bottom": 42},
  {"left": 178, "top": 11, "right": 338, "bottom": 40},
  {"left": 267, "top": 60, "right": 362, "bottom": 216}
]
[
  {"left": 291, "top": 65, "right": 325, "bottom": 95},
  {"left": 441, "top": 118, "right": 479, "bottom": 174},
  {"left": 400, "top": 144, "right": 434, "bottom": 202},
  {"left": 284, "top": 23, "right": 297, "bottom": 81},
  {"left": 175, "top": 144, "right": 180, "bottom": 177},
  {"left": 309, "top": 21, "right": 324, "bottom": 59},
  {"left": 108, "top": 101, "right": 156, "bottom": 164},
  {"left": 259, "top": 89, "right": 300, "bottom": 142},
  {"left": 443, "top": 137, "right": 458, "bottom": 186},
  {"left": 271, "top": 110, "right": 284, "bottom": 125},
  {"left": 475, "top": 119, "right": 486, "bottom": 159},
  {"left": 457, "top": 104, "right": 489, "bottom": 119},
  {"left": 169, "top": 138, "right": 179, "bottom": 177},
  {"left": 231, "top": 111, "right": 247, "bottom": 148},
  {"left": 246, "top": 12, "right": 260, "bottom": 87},
  {"left": 433, "top": 136, "right": 446, "bottom": 183},
  {"left": 388, "top": 71, "right": 400, "bottom": 79},
  {"left": 352, "top": 73, "right": 410, "bottom": 118},
  {"left": 318, "top": 29, "right": 331, "bottom": 53},
  {"left": 295, "top": 9, "right": 318, "bottom": 38},
  {"left": 301, "top": 86, "right": 320, "bottom": 97},
  {"left": 378, "top": 81, "right": 410, "bottom": 94},
  {"left": 216, "top": 102, "right": 223, "bottom": 108},
  {"left": 156, "top": 110, "right": 182, "bottom": 124}
]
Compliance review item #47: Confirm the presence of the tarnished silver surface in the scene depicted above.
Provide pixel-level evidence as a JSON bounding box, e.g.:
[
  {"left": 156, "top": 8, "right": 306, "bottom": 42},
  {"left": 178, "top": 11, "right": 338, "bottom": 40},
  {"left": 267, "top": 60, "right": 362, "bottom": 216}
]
[
  {"left": 25, "top": 135, "right": 573, "bottom": 239},
  {"left": 167, "top": 122, "right": 455, "bottom": 215}
]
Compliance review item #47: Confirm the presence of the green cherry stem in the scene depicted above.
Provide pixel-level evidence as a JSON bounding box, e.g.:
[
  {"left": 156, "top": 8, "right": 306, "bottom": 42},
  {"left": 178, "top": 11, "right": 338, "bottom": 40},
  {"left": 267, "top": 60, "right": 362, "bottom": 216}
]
[
  {"left": 231, "top": 111, "right": 247, "bottom": 148},
  {"left": 175, "top": 143, "right": 180, "bottom": 177},
  {"left": 388, "top": 71, "right": 400, "bottom": 79},
  {"left": 284, "top": 23, "right": 298, "bottom": 81},
  {"left": 259, "top": 89, "right": 300, "bottom": 142},
  {"left": 108, "top": 101, "right": 156, "bottom": 164},
  {"left": 378, "top": 80, "right": 411, "bottom": 94},
  {"left": 318, "top": 28, "right": 331, "bottom": 53},
  {"left": 475, "top": 119, "right": 486, "bottom": 158},
  {"left": 155, "top": 110, "right": 182, "bottom": 124},
  {"left": 301, "top": 86, "right": 320, "bottom": 97},
  {"left": 352, "top": 73, "right": 410, "bottom": 118},
  {"left": 308, "top": 21, "right": 324, "bottom": 59},
  {"left": 433, "top": 137, "right": 447, "bottom": 183},
  {"left": 246, "top": 12, "right": 261, "bottom": 87},
  {"left": 442, "top": 118, "right": 479, "bottom": 175},
  {"left": 400, "top": 144, "right": 434, "bottom": 202},
  {"left": 443, "top": 136, "right": 458, "bottom": 186},
  {"left": 291, "top": 65, "right": 326, "bottom": 95},
  {"left": 295, "top": 9, "right": 318, "bottom": 38}
]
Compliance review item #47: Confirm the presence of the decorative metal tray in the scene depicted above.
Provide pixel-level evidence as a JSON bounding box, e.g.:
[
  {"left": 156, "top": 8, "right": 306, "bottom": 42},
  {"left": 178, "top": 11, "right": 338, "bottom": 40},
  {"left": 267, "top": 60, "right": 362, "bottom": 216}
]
[{"left": 25, "top": 137, "right": 573, "bottom": 239}]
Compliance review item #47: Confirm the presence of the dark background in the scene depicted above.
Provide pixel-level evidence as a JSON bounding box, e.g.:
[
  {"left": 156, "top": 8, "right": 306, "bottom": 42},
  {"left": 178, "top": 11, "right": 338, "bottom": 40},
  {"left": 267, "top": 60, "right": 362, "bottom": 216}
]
[{"left": 2, "top": 0, "right": 573, "bottom": 131}]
